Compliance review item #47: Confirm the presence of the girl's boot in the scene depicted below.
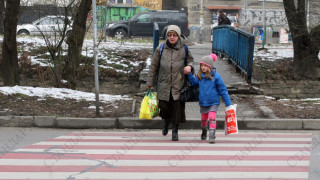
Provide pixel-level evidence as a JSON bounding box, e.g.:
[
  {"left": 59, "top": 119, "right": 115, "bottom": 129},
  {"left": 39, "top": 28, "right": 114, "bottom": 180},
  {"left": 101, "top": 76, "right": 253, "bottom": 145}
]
[
  {"left": 162, "top": 120, "right": 169, "bottom": 136},
  {"left": 208, "top": 120, "right": 216, "bottom": 143},
  {"left": 209, "top": 129, "right": 216, "bottom": 143},
  {"left": 172, "top": 124, "right": 179, "bottom": 141},
  {"left": 201, "top": 126, "right": 207, "bottom": 140}
]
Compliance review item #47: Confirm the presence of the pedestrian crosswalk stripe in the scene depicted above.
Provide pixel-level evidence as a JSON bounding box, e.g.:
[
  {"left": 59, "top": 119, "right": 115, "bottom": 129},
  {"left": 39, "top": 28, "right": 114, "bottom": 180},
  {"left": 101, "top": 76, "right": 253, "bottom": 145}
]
[
  {"left": 14, "top": 148, "right": 311, "bottom": 156},
  {"left": 0, "top": 131, "right": 312, "bottom": 180},
  {"left": 54, "top": 135, "right": 311, "bottom": 141},
  {"left": 33, "top": 141, "right": 311, "bottom": 147},
  {"left": 0, "top": 172, "right": 309, "bottom": 179},
  {"left": 0, "top": 159, "right": 310, "bottom": 166},
  {"left": 21, "top": 144, "right": 310, "bottom": 151},
  {"left": 0, "top": 165, "right": 309, "bottom": 172},
  {"left": 1, "top": 153, "right": 310, "bottom": 161},
  {"left": 45, "top": 138, "right": 311, "bottom": 145},
  {"left": 66, "top": 132, "right": 313, "bottom": 138}
]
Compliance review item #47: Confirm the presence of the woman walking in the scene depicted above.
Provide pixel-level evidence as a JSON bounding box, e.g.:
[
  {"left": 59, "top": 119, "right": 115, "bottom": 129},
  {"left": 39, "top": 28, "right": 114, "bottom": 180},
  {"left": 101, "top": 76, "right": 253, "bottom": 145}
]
[{"left": 147, "top": 25, "right": 194, "bottom": 141}]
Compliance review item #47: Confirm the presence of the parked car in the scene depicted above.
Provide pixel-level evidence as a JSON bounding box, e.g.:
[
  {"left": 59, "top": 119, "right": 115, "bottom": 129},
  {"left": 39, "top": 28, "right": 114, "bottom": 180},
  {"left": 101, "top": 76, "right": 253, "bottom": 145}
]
[
  {"left": 105, "top": 10, "right": 190, "bottom": 38},
  {"left": 17, "top": 16, "right": 72, "bottom": 36}
]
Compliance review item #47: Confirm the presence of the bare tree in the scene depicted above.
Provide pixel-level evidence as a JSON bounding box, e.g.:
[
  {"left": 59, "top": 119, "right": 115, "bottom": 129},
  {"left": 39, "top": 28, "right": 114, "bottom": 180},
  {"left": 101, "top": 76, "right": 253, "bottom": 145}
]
[
  {"left": 283, "top": 0, "right": 320, "bottom": 79},
  {"left": 65, "top": 0, "right": 92, "bottom": 89},
  {"left": 36, "top": 1, "right": 75, "bottom": 87},
  {"left": 0, "top": 0, "right": 20, "bottom": 86},
  {"left": 0, "top": 0, "right": 4, "bottom": 34}
]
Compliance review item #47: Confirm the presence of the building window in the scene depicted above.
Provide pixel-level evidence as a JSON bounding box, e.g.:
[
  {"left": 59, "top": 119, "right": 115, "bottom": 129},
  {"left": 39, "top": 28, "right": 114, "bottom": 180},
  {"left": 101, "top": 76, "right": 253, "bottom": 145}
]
[
  {"left": 259, "top": 0, "right": 283, "bottom": 2},
  {"left": 272, "top": 31, "right": 279, "bottom": 38},
  {"left": 109, "top": 0, "right": 132, "bottom": 4}
]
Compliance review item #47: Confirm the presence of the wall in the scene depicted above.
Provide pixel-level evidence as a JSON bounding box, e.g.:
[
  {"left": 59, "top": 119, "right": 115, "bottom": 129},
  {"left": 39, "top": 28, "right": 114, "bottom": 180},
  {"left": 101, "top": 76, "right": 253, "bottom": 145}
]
[
  {"left": 239, "top": 9, "right": 287, "bottom": 28},
  {"left": 309, "top": 0, "right": 320, "bottom": 28},
  {"left": 134, "top": 0, "right": 162, "bottom": 10},
  {"left": 162, "top": 0, "right": 177, "bottom": 10},
  {"left": 258, "top": 80, "right": 320, "bottom": 99},
  {"left": 187, "top": 0, "right": 243, "bottom": 43},
  {"left": 185, "top": 0, "right": 293, "bottom": 43},
  {"left": 245, "top": 0, "right": 284, "bottom": 9},
  {"left": 188, "top": 0, "right": 215, "bottom": 26},
  {"left": 18, "top": 5, "right": 69, "bottom": 25},
  {"left": 176, "top": 0, "right": 188, "bottom": 10},
  {"left": 238, "top": 8, "right": 288, "bottom": 44},
  {"left": 20, "top": 0, "right": 74, "bottom": 6},
  {"left": 256, "top": 68, "right": 320, "bottom": 99}
]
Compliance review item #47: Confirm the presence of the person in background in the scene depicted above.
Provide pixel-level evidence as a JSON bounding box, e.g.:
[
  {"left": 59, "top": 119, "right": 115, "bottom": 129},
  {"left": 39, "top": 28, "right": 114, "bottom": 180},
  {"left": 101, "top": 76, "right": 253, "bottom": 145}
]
[
  {"left": 186, "top": 54, "right": 232, "bottom": 143},
  {"left": 218, "top": 9, "right": 231, "bottom": 26},
  {"left": 147, "top": 25, "right": 194, "bottom": 141}
]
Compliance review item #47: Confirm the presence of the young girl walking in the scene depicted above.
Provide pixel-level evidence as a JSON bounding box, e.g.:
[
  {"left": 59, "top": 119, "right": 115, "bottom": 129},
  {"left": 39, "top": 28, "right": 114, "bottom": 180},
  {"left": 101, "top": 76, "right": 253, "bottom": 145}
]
[{"left": 187, "top": 54, "right": 232, "bottom": 143}]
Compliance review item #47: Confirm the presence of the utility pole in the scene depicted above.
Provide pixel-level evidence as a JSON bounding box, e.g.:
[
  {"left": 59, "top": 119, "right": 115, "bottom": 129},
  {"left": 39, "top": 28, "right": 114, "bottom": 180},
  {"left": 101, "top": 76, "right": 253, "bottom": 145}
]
[
  {"left": 262, "top": 0, "right": 266, "bottom": 48},
  {"left": 244, "top": 0, "right": 247, "bottom": 14},
  {"left": 199, "top": 0, "right": 204, "bottom": 44},
  {"left": 306, "top": 0, "right": 310, "bottom": 31},
  {"left": 92, "top": 0, "right": 100, "bottom": 116}
]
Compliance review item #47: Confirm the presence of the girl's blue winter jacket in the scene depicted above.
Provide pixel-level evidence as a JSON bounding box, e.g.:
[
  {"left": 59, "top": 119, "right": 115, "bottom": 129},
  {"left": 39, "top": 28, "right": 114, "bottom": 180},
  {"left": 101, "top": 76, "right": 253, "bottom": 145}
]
[{"left": 187, "top": 69, "right": 232, "bottom": 107}]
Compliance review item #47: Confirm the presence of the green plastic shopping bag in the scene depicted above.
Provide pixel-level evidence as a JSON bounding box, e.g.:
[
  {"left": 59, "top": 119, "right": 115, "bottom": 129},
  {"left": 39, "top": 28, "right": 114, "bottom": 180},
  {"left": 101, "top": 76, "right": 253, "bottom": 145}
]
[{"left": 139, "top": 89, "right": 159, "bottom": 119}]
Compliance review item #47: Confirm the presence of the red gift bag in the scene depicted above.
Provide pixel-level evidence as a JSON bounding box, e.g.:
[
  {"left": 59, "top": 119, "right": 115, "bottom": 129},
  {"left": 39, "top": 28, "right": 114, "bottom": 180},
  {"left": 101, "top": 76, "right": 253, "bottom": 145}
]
[{"left": 225, "top": 104, "right": 238, "bottom": 135}]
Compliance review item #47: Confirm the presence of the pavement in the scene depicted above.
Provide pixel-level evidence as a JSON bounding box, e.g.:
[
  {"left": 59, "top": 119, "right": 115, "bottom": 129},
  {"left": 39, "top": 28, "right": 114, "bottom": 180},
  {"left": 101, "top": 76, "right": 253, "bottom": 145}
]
[{"left": 0, "top": 43, "right": 319, "bottom": 130}]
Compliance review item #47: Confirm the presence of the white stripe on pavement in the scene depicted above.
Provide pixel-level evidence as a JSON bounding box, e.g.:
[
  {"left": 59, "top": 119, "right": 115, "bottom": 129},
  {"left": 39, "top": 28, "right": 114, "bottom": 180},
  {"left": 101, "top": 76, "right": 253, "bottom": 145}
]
[
  {"left": 54, "top": 135, "right": 311, "bottom": 141},
  {"left": 0, "top": 172, "right": 309, "bottom": 179},
  {"left": 0, "top": 159, "right": 310, "bottom": 166},
  {"left": 14, "top": 149, "right": 311, "bottom": 156},
  {"left": 33, "top": 141, "right": 311, "bottom": 147}
]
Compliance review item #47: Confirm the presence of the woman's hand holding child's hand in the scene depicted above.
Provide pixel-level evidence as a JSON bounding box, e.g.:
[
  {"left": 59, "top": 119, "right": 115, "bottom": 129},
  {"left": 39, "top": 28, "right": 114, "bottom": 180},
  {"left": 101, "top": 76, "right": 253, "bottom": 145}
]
[{"left": 184, "top": 66, "right": 191, "bottom": 74}]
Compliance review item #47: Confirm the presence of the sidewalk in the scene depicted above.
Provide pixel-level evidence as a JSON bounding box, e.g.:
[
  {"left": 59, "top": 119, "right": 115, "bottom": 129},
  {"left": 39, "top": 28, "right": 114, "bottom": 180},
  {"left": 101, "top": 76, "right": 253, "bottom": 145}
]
[{"left": 0, "top": 43, "right": 319, "bottom": 130}]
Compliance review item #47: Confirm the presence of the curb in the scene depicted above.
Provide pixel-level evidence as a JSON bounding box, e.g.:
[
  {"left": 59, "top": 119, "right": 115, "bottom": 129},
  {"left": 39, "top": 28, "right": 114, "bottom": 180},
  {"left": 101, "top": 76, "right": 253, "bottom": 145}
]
[{"left": 1, "top": 116, "right": 319, "bottom": 130}]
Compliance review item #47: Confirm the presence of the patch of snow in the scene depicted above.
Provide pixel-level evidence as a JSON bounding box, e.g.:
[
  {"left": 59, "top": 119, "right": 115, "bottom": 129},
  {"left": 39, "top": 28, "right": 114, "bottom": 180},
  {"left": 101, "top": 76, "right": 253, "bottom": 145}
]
[
  {"left": 254, "top": 46, "right": 294, "bottom": 61},
  {"left": 146, "top": 57, "right": 152, "bottom": 66},
  {"left": 0, "top": 86, "right": 131, "bottom": 103}
]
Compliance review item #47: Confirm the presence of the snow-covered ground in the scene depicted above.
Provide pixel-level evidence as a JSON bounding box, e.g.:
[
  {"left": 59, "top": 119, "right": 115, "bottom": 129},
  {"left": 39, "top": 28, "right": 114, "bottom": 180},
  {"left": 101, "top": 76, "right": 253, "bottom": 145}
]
[
  {"left": 0, "top": 36, "right": 153, "bottom": 102},
  {"left": 15, "top": 36, "right": 152, "bottom": 73},
  {"left": 254, "top": 43, "right": 320, "bottom": 61},
  {"left": 254, "top": 45, "right": 294, "bottom": 61},
  {"left": 0, "top": 85, "right": 131, "bottom": 103},
  {"left": 0, "top": 36, "right": 319, "bottom": 103}
]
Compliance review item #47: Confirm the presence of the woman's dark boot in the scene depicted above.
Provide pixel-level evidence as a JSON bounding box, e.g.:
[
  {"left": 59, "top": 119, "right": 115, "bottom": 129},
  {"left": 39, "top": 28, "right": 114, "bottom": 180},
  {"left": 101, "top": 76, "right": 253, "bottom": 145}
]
[
  {"left": 201, "top": 126, "right": 207, "bottom": 140},
  {"left": 162, "top": 120, "right": 169, "bottom": 136},
  {"left": 172, "top": 124, "right": 179, "bottom": 141}
]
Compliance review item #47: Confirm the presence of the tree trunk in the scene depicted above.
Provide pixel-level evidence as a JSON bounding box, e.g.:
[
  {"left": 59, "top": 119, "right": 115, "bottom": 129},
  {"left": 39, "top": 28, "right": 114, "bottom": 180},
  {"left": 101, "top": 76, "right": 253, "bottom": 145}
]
[
  {"left": 0, "top": 0, "right": 20, "bottom": 86},
  {"left": 0, "top": 0, "right": 4, "bottom": 34},
  {"left": 283, "top": 0, "right": 320, "bottom": 79},
  {"left": 65, "top": 0, "right": 92, "bottom": 89}
]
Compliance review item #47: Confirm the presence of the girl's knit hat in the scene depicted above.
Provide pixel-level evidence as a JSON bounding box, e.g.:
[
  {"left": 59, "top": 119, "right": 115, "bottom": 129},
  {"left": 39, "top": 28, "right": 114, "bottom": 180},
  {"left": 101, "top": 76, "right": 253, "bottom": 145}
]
[{"left": 200, "top": 53, "right": 217, "bottom": 69}]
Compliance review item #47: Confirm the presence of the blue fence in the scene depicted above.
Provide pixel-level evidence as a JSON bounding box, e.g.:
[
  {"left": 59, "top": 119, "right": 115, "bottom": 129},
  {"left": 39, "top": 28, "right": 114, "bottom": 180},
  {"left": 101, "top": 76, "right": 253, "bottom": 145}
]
[
  {"left": 212, "top": 25, "right": 255, "bottom": 83},
  {"left": 153, "top": 23, "right": 160, "bottom": 54}
]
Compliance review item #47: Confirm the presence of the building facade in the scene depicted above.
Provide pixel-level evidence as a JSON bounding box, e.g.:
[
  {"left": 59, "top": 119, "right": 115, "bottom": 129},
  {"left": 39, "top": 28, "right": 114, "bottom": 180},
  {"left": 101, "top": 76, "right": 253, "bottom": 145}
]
[
  {"left": 17, "top": 0, "right": 320, "bottom": 44},
  {"left": 167, "top": 0, "right": 319, "bottom": 44}
]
